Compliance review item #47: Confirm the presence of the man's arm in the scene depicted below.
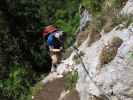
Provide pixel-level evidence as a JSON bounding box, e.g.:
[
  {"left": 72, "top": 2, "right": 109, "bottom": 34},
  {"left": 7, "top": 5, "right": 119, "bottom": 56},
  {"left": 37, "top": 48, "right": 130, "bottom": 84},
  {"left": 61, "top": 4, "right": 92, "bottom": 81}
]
[{"left": 51, "top": 49, "right": 61, "bottom": 52}]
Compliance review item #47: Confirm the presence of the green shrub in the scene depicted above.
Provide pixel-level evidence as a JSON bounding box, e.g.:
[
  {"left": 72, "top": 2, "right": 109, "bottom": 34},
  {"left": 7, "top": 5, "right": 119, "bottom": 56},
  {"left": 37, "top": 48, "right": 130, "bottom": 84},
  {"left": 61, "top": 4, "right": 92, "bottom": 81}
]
[
  {"left": 0, "top": 65, "right": 29, "bottom": 100},
  {"left": 65, "top": 70, "right": 79, "bottom": 90},
  {"left": 30, "top": 81, "right": 44, "bottom": 97},
  {"left": 55, "top": 12, "right": 80, "bottom": 48},
  {"left": 83, "top": 0, "right": 131, "bottom": 35},
  {"left": 0, "top": 64, "right": 43, "bottom": 100},
  {"left": 81, "top": 0, "right": 105, "bottom": 14}
]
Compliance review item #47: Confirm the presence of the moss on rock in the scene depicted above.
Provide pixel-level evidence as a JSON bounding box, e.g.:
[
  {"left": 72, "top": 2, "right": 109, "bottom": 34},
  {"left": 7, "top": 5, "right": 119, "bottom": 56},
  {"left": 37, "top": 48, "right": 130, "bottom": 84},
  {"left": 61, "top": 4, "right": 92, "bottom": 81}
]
[{"left": 100, "top": 37, "right": 123, "bottom": 65}]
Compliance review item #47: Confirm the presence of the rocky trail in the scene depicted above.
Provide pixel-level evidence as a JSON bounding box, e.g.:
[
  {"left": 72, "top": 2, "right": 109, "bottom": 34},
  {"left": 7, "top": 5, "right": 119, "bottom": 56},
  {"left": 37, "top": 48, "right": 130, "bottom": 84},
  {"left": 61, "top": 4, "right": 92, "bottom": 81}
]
[{"left": 33, "top": 76, "right": 80, "bottom": 100}]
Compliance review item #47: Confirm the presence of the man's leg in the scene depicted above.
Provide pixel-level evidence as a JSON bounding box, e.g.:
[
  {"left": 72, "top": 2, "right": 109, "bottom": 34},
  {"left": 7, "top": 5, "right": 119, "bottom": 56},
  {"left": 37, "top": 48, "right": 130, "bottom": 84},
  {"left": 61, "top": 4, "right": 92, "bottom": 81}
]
[
  {"left": 51, "top": 54, "right": 58, "bottom": 72},
  {"left": 50, "top": 51, "right": 61, "bottom": 72},
  {"left": 51, "top": 64, "right": 57, "bottom": 72}
]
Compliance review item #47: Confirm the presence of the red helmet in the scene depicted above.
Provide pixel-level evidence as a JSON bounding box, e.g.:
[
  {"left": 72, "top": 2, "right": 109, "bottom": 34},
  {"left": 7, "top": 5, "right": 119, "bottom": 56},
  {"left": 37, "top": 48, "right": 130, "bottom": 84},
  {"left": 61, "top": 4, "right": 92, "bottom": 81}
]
[{"left": 42, "top": 25, "right": 57, "bottom": 37}]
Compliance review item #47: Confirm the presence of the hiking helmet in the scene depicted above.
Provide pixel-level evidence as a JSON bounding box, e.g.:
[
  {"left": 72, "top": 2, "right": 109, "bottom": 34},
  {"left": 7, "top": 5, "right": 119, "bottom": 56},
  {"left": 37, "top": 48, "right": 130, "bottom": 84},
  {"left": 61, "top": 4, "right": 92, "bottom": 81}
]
[{"left": 42, "top": 25, "right": 57, "bottom": 37}]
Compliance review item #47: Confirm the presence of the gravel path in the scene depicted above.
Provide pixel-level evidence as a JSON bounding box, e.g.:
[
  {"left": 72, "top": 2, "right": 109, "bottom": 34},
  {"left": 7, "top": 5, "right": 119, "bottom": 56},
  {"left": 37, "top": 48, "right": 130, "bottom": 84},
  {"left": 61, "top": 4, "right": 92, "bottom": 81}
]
[{"left": 33, "top": 77, "right": 80, "bottom": 100}]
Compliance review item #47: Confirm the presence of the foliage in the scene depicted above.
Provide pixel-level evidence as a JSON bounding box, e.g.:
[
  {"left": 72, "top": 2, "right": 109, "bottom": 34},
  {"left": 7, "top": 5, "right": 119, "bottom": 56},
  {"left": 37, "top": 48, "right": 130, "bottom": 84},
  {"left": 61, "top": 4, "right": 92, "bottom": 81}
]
[
  {"left": 39, "top": 0, "right": 80, "bottom": 48},
  {"left": 54, "top": 1, "right": 80, "bottom": 48},
  {"left": 30, "top": 81, "right": 44, "bottom": 98},
  {"left": 81, "top": 0, "right": 105, "bottom": 14},
  {"left": 0, "top": 64, "right": 34, "bottom": 100},
  {"left": 65, "top": 70, "right": 79, "bottom": 90},
  {"left": 81, "top": 0, "right": 126, "bottom": 14},
  {"left": 83, "top": 0, "right": 130, "bottom": 34},
  {"left": 0, "top": 0, "right": 52, "bottom": 74},
  {"left": 0, "top": 0, "right": 80, "bottom": 100}
]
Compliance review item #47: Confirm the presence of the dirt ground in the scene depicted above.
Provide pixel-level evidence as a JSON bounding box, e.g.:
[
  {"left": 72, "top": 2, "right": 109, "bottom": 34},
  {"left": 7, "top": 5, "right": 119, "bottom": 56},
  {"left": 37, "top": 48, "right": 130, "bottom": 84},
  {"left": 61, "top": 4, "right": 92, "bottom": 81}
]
[{"left": 33, "top": 77, "right": 80, "bottom": 100}]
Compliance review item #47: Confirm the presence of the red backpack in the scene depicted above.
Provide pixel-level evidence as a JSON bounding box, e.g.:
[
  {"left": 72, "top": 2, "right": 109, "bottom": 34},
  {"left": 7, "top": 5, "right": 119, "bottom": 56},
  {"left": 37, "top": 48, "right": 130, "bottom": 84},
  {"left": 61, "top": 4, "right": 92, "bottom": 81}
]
[{"left": 42, "top": 25, "right": 57, "bottom": 37}]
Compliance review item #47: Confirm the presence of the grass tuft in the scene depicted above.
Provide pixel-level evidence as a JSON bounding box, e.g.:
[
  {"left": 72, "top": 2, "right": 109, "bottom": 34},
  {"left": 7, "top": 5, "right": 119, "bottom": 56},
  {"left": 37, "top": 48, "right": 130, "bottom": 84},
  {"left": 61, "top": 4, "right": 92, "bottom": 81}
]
[{"left": 64, "top": 71, "right": 78, "bottom": 90}]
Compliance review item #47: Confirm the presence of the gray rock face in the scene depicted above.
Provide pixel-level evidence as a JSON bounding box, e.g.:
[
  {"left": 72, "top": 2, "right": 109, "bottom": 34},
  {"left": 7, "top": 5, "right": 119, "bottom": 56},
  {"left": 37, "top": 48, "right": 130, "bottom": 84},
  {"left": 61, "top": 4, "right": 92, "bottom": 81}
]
[
  {"left": 56, "top": 24, "right": 133, "bottom": 100},
  {"left": 55, "top": 1, "right": 133, "bottom": 100},
  {"left": 79, "top": 6, "right": 92, "bottom": 32},
  {"left": 121, "top": 0, "right": 133, "bottom": 15},
  {"left": 76, "top": 24, "right": 133, "bottom": 100}
]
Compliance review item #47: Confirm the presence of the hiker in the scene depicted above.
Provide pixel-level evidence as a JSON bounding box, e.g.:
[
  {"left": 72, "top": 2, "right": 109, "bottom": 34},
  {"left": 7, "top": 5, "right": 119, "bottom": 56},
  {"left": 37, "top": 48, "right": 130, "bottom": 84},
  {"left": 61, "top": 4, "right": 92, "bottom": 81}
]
[{"left": 42, "top": 25, "right": 65, "bottom": 72}]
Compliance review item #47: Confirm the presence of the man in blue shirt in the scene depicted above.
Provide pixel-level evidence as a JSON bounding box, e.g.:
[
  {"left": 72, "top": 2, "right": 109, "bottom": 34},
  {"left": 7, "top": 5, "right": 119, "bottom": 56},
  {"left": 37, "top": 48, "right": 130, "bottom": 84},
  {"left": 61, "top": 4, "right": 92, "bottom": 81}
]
[{"left": 42, "top": 25, "right": 65, "bottom": 72}]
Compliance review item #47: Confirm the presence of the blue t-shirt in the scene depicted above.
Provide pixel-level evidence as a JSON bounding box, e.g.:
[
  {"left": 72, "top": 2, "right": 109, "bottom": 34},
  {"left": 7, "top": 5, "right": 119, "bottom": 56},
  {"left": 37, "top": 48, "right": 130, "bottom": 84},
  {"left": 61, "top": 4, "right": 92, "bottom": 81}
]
[
  {"left": 47, "top": 34, "right": 61, "bottom": 49},
  {"left": 47, "top": 34, "right": 54, "bottom": 46}
]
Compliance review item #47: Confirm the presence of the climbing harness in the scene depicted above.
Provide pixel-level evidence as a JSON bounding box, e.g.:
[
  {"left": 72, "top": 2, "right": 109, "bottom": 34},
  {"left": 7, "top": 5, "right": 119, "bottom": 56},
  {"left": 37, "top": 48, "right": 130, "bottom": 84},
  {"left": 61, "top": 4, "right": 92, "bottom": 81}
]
[{"left": 72, "top": 46, "right": 112, "bottom": 100}]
